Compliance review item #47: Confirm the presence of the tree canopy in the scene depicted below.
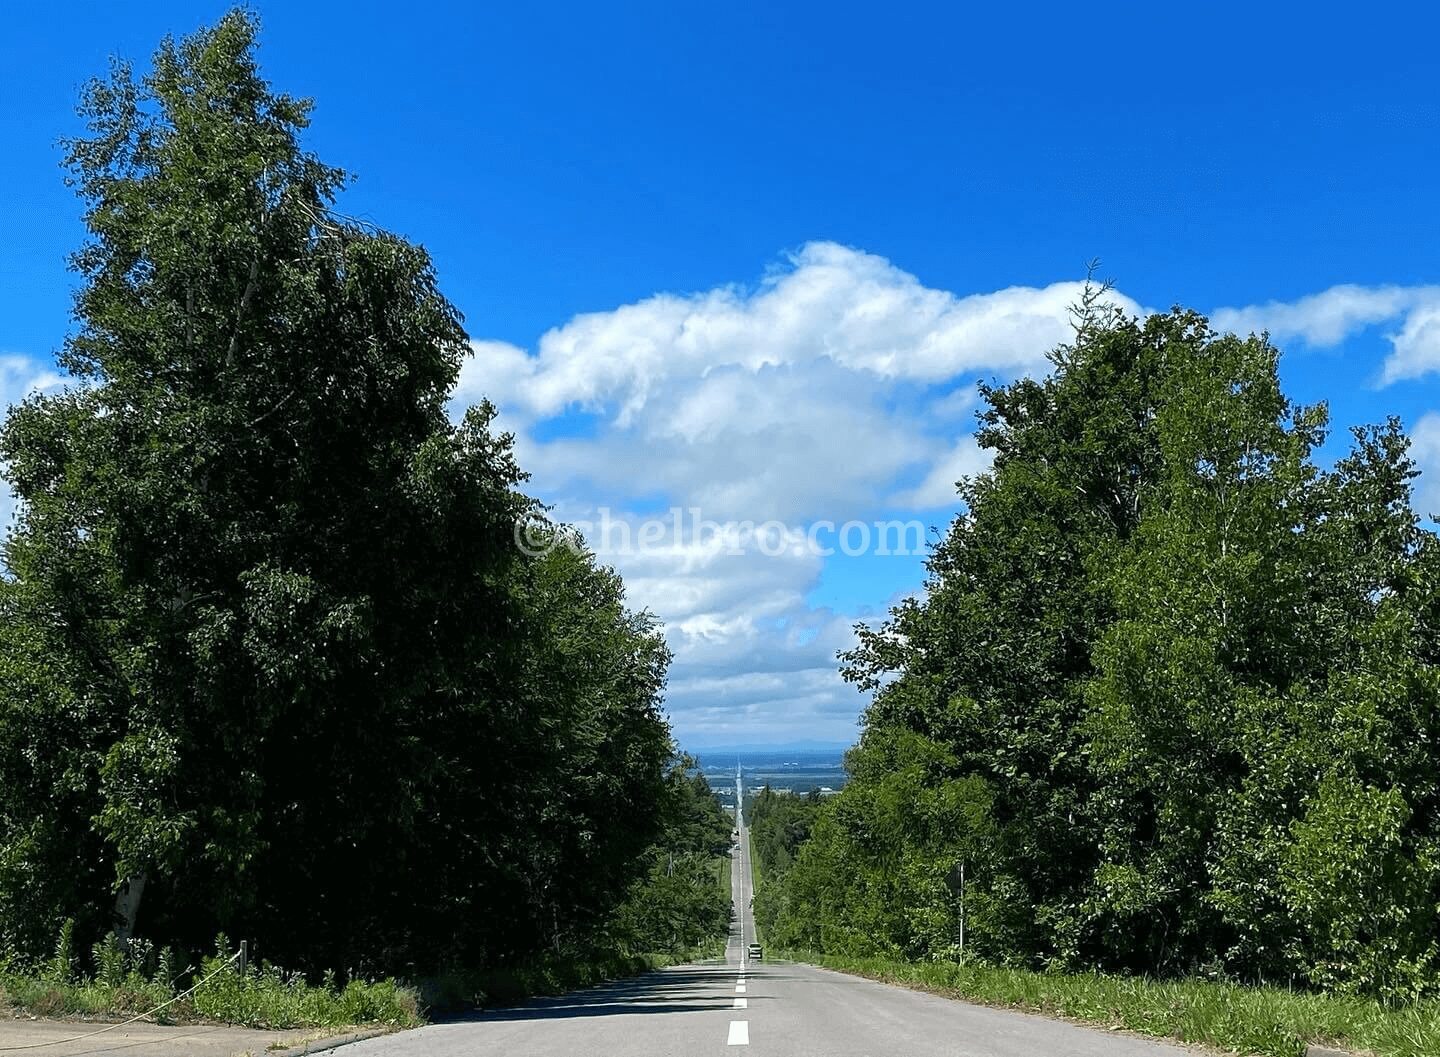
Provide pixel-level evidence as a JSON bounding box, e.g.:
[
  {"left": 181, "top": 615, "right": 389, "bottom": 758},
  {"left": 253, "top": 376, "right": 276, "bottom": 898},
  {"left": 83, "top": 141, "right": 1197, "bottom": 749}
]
[
  {"left": 763, "top": 301, "right": 1440, "bottom": 999},
  {"left": 0, "top": 11, "right": 702, "bottom": 977}
]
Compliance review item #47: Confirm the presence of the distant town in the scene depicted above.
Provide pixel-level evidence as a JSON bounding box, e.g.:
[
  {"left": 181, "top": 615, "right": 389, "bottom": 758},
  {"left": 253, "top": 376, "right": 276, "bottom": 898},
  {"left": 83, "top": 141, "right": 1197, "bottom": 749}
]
[{"left": 696, "top": 750, "right": 847, "bottom": 809}]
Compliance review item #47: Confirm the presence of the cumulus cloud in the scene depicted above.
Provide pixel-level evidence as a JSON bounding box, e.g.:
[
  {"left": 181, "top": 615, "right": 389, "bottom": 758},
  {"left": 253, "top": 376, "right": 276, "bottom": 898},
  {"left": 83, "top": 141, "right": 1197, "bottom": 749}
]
[
  {"left": 0, "top": 354, "right": 66, "bottom": 541},
  {"left": 457, "top": 242, "right": 1124, "bottom": 524},
  {"left": 1212, "top": 285, "right": 1423, "bottom": 346},
  {"left": 472, "top": 242, "right": 1138, "bottom": 421},
  {"left": 1411, "top": 412, "right": 1440, "bottom": 522},
  {"left": 1212, "top": 284, "right": 1440, "bottom": 385},
  {"left": 452, "top": 243, "right": 1120, "bottom": 743},
  {"left": 1385, "top": 305, "right": 1440, "bottom": 386},
  {"left": 541, "top": 503, "right": 869, "bottom": 741},
  {"left": 0, "top": 354, "right": 65, "bottom": 407},
  {"left": 521, "top": 362, "right": 935, "bottom": 524},
  {"left": 894, "top": 437, "right": 992, "bottom": 510}
]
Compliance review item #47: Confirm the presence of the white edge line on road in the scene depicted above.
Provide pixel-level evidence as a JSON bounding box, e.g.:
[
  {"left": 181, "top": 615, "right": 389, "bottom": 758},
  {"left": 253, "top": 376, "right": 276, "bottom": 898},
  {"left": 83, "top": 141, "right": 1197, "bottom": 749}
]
[{"left": 727, "top": 1020, "right": 749, "bottom": 1045}]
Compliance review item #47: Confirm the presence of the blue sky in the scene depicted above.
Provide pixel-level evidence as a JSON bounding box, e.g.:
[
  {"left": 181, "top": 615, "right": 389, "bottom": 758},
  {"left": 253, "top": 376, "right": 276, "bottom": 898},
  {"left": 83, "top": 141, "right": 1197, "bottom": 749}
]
[{"left": 3, "top": 3, "right": 1440, "bottom": 746}]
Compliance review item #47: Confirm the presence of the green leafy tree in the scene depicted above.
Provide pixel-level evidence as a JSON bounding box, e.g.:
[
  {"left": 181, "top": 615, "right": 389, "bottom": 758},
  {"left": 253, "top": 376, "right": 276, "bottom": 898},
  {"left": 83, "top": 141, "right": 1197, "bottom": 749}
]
[
  {"left": 782, "top": 299, "right": 1440, "bottom": 998},
  {"left": 756, "top": 730, "right": 997, "bottom": 960},
  {"left": 0, "top": 11, "right": 673, "bottom": 976},
  {"left": 748, "top": 784, "right": 824, "bottom": 881},
  {"left": 611, "top": 758, "right": 733, "bottom": 953}
]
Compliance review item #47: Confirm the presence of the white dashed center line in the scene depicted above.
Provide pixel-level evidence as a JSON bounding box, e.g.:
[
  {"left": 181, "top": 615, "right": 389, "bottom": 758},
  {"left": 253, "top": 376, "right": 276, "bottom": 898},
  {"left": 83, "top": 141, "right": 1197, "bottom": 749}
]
[
  {"left": 727, "top": 1020, "right": 749, "bottom": 1045},
  {"left": 735, "top": 984, "right": 746, "bottom": 993},
  {"left": 734, "top": 997, "right": 747, "bottom": 1009}
]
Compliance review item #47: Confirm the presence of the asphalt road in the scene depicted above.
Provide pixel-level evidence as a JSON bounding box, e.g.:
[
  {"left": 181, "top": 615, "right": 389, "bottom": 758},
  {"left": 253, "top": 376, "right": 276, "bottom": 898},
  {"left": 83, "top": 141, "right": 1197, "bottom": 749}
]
[{"left": 343, "top": 778, "right": 1194, "bottom": 1057}]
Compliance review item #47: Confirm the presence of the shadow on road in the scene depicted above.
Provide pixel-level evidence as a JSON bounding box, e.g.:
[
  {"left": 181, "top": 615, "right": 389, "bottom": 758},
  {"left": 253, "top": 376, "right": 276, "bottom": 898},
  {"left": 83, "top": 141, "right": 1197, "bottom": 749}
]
[{"left": 440, "top": 965, "right": 777, "bottom": 1023}]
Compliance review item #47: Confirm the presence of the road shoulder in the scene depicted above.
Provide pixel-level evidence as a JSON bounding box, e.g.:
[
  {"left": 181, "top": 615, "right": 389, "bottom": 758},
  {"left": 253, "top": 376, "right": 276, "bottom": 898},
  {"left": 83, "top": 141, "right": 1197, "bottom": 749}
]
[{"left": 0, "top": 1016, "right": 394, "bottom": 1056}]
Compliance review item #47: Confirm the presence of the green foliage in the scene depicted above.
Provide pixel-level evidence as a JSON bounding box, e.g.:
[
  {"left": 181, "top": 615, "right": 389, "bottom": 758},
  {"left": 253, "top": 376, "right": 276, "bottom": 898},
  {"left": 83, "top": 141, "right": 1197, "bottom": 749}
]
[
  {"left": 47, "top": 919, "right": 77, "bottom": 985},
  {"left": 757, "top": 731, "right": 999, "bottom": 961},
  {"left": 0, "top": 928, "right": 418, "bottom": 1028},
  {"left": 192, "top": 940, "right": 419, "bottom": 1029},
  {"left": 612, "top": 853, "right": 730, "bottom": 954},
  {"left": 609, "top": 759, "right": 734, "bottom": 954},
  {"left": 747, "top": 785, "right": 824, "bottom": 882},
  {"left": 0, "top": 9, "right": 674, "bottom": 979},
  {"left": 778, "top": 298, "right": 1440, "bottom": 999}
]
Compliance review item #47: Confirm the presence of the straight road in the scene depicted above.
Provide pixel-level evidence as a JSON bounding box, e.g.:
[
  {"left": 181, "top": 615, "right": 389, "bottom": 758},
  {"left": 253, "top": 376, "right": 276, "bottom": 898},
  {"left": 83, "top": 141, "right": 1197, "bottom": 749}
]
[
  {"left": 344, "top": 772, "right": 1193, "bottom": 1056},
  {"left": 731, "top": 763, "right": 757, "bottom": 965}
]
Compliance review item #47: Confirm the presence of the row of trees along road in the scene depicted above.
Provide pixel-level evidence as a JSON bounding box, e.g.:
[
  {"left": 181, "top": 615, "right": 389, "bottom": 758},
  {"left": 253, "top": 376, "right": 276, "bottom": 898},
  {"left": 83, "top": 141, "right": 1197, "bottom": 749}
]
[
  {"left": 757, "top": 293, "right": 1440, "bottom": 1000},
  {"left": 0, "top": 11, "right": 726, "bottom": 979},
  {"left": 747, "top": 786, "right": 824, "bottom": 884}
]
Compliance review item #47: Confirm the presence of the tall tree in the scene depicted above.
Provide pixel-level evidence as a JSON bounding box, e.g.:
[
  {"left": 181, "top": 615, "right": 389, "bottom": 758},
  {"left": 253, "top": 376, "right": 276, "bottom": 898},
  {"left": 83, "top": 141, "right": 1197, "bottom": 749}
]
[
  {"left": 0, "top": 11, "right": 673, "bottom": 975},
  {"left": 807, "top": 301, "right": 1440, "bottom": 997}
]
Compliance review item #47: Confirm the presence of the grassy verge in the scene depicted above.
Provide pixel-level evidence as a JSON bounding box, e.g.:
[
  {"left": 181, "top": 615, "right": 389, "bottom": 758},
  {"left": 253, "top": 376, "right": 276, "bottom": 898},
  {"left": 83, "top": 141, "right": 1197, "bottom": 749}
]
[
  {"left": 0, "top": 945, "right": 420, "bottom": 1030},
  {"left": 782, "top": 951, "right": 1440, "bottom": 1057},
  {"left": 190, "top": 955, "right": 420, "bottom": 1029},
  {"left": 3, "top": 885, "right": 738, "bottom": 1030},
  {"left": 0, "top": 942, "right": 727, "bottom": 1028}
]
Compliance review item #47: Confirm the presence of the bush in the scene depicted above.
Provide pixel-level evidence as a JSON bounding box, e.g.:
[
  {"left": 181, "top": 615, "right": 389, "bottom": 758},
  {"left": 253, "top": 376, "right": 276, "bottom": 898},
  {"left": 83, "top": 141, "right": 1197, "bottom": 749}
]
[
  {"left": 189, "top": 939, "right": 420, "bottom": 1029},
  {"left": 0, "top": 928, "right": 419, "bottom": 1029}
]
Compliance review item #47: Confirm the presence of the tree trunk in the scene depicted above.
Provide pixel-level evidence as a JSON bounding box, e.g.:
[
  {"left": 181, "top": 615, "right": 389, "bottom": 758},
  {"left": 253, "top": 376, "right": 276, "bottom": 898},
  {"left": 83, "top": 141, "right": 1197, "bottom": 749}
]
[{"left": 113, "top": 871, "right": 148, "bottom": 947}]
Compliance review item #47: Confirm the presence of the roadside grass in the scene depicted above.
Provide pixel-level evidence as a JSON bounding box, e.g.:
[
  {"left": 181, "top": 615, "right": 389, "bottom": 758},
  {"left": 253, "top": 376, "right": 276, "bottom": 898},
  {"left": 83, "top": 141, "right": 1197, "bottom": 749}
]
[
  {"left": 0, "top": 932, "right": 420, "bottom": 1031},
  {"left": 190, "top": 954, "right": 420, "bottom": 1029},
  {"left": 783, "top": 950, "right": 1440, "bottom": 1057},
  {"left": 4, "top": 887, "right": 738, "bottom": 1030},
  {"left": 2, "top": 940, "right": 729, "bottom": 1028},
  {"left": 0, "top": 969, "right": 172, "bottom": 1021}
]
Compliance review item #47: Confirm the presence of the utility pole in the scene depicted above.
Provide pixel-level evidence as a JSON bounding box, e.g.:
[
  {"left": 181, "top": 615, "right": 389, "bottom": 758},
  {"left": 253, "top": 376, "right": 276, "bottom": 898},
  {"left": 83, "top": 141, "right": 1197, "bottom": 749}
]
[
  {"left": 946, "top": 860, "right": 966, "bottom": 964},
  {"left": 958, "top": 862, "right": 965, "bottom": 965}
]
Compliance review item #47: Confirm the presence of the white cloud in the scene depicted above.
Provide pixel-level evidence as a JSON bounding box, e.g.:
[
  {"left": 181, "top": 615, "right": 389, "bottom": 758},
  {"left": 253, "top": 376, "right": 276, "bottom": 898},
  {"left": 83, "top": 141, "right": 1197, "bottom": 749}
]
[
  {"left": 547, "top": 505, "right": 866, "bottom": 743},
  {"left": 456, "top": 242, "right": 1124, "bottom": 525},
  {"left": 665, "top": 667, "right": 862, "bottom": 746},
  {"left": 1211, "top": 284, "right": 1440, "bottom": 385},
  {"left": 1411, "top": 412, "right": 1440, "bottom": 522},
  {"left": 1211, "top": 285, "right": 1426, "bottom": 346},
  {"left": 0, "top": 354, "right": 67, "bottom": 541},
  {"left": 451, "top": 339, "right": 535, "bottom": 422},
  {"left": 451, "top": 243, "right": 1126, "bottom": 743},
  {"left": 0, "top": 354, "right": 66, "bottom": 406},
  {"left": 520, "top": 362, "right": 934, "bottom": 524},
  {"left": 471, "top": 242, "right": 1139, "bottom": 423},
  {"left": 894, "top": 437, "right": 993, "bottom": 510},
  {"left": 1384, "top": 305, "right": 1440, "bottom": 386}
]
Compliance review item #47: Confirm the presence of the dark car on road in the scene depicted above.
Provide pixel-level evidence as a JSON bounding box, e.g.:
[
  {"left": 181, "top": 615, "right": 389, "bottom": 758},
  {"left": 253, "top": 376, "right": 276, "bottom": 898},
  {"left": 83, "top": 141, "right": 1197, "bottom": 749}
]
[{"left": 747, "top": 943, "right": 763, "bottom": 961}]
